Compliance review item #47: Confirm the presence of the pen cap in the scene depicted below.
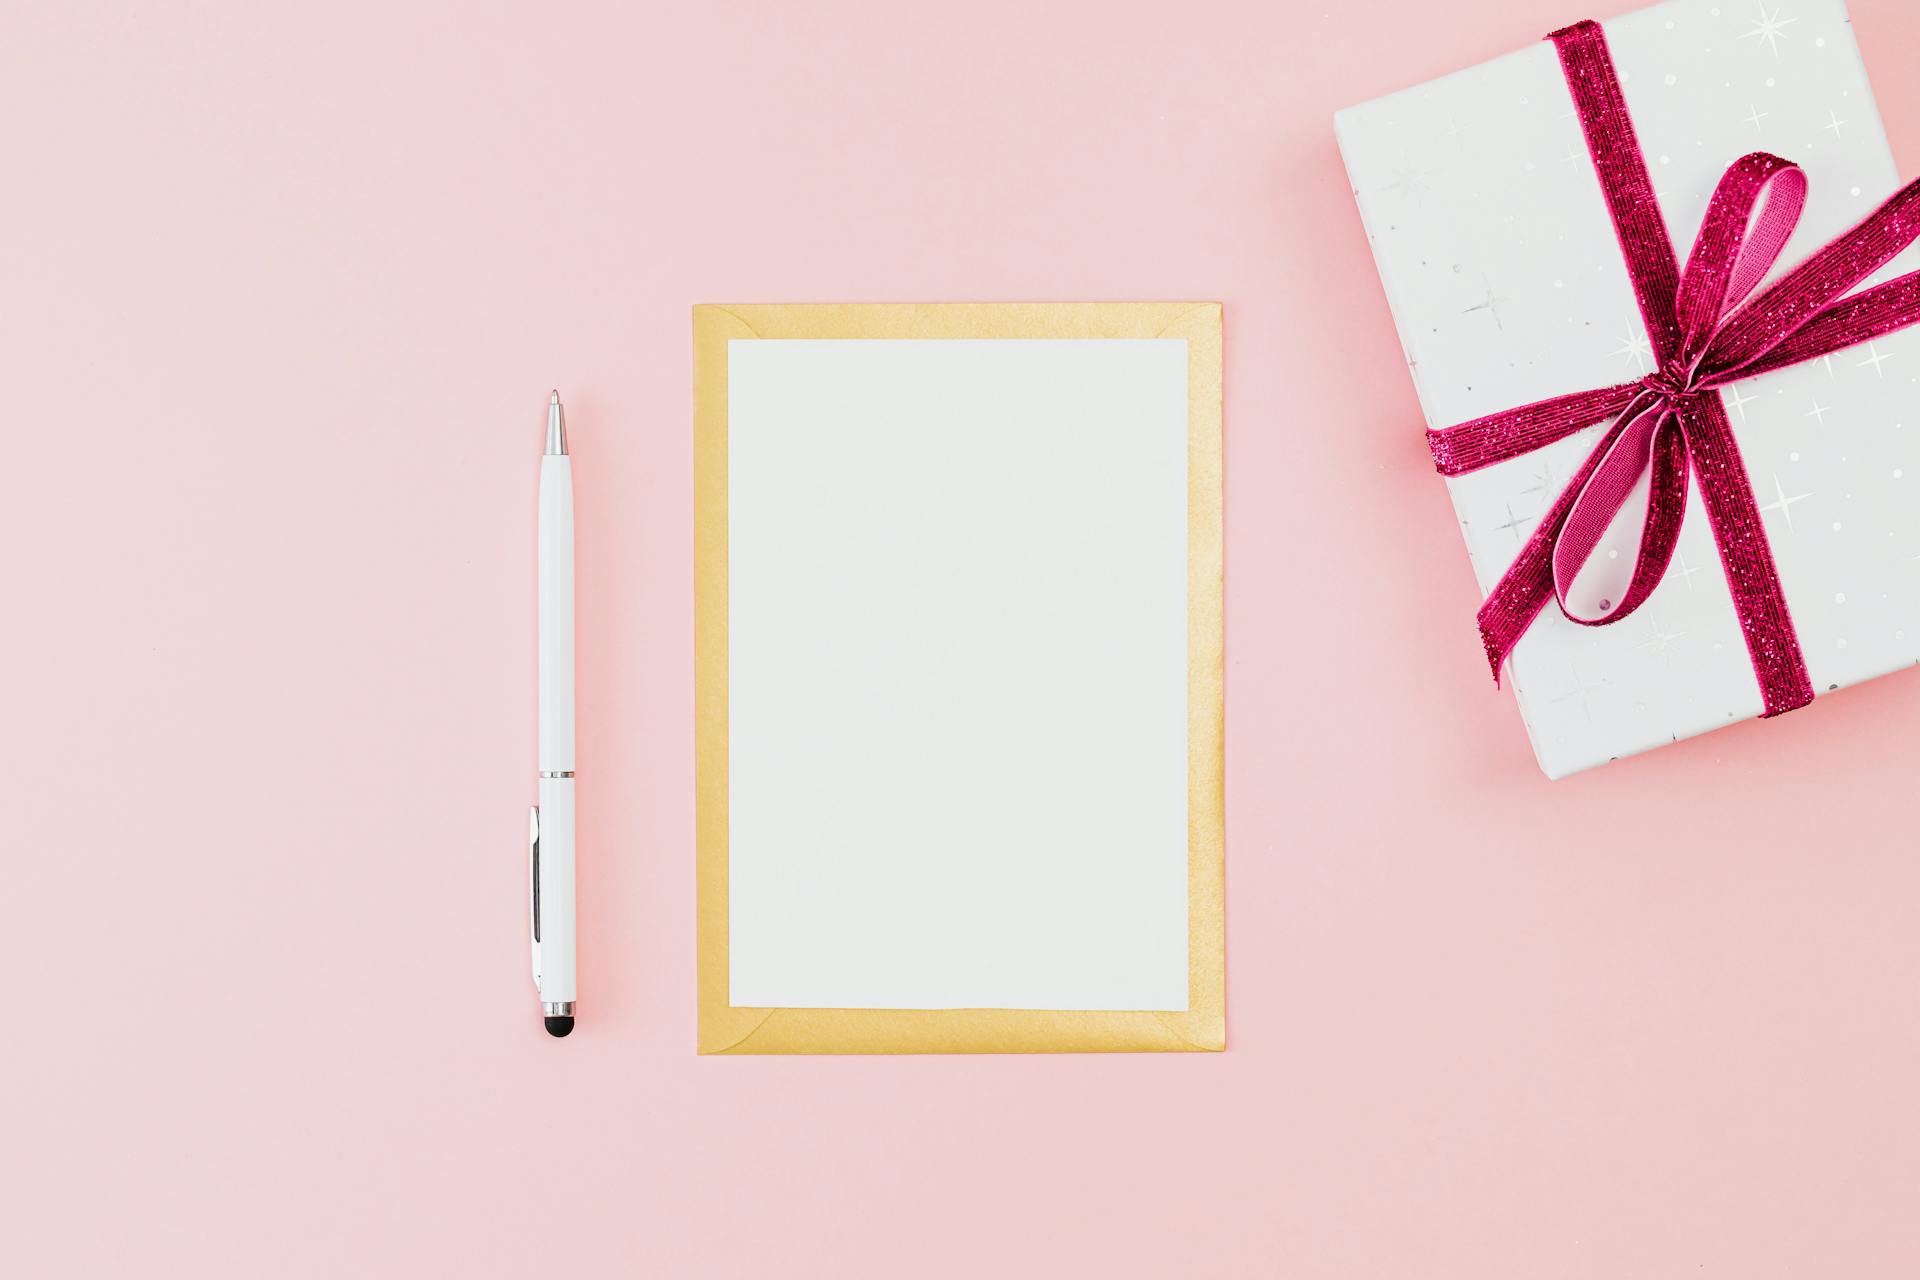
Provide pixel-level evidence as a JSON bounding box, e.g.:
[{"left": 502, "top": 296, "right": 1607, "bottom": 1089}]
[{"left": 538, "top": 455, "right": 574, "bottom": 771}]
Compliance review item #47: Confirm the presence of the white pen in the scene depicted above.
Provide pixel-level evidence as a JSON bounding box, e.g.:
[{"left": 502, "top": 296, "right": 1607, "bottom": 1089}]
[{"left": 531, "top": 390, "right": 576, "bottom": 1036}]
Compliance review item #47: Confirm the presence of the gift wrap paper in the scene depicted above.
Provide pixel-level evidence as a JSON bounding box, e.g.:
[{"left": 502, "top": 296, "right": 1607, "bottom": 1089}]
[{"left": 1337, "top": 0, "right": 1920, "bottom": 777}]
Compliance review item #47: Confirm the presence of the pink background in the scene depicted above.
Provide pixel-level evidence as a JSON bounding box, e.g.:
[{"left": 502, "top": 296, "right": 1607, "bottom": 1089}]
[{"left": 8, "top": 0, "right": 1920, "bottom": 1274}]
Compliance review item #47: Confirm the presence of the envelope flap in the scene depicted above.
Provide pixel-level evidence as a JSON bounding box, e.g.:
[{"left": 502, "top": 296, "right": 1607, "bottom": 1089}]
[{"left": 709, "top": 1008, "right": 1216, "bottom": 1055}]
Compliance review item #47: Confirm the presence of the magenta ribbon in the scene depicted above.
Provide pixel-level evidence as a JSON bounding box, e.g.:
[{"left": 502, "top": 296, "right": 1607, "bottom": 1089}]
[{"left": 1428, "top": 19, "right": 1920, "bottom": 716}]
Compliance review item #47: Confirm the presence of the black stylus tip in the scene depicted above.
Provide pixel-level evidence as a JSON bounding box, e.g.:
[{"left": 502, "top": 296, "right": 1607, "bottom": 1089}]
[{"left": 544, "top": 1015, "right": 574, "bottom": 1038}]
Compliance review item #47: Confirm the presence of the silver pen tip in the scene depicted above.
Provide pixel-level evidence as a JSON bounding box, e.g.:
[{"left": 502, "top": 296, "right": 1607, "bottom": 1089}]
[
  {"left": 550, "top": 390, "right": 560, "bottom": 404},
  {"left": 545, "top": 391, "right": 568, "bottom": 455}
]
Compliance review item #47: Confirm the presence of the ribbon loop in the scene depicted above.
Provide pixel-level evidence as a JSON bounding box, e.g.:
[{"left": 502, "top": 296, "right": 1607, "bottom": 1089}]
[
  {"left": 1704, "top": 178, "right": 1920, "bottom": 379},
  {"left": 1676, "top": 152, "right": 1805, "bottom": 363},
  {"left": 1551, "top": 394, "right": 1685, "bottom": 627}
]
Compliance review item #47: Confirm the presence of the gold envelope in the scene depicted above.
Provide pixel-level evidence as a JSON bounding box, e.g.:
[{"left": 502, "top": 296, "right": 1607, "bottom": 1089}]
[{"left": 694, "top": 302, "right": 1224, "bottom": 1053}]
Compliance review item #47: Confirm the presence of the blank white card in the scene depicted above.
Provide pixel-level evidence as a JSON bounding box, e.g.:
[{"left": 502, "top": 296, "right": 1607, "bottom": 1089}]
[{"left": 728, "top": 339, "right": 1189, "bottom": 1010}]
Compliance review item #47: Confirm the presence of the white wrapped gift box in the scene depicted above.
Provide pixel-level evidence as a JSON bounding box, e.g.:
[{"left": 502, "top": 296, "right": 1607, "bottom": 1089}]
[{"left": 1337, "top": 0, "right": 1920, "bottom": 777}]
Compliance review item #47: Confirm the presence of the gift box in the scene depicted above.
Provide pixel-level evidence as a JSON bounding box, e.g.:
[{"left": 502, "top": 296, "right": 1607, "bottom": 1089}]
[{"left": 1336, "top": 0, "right": 1920, "bottom": 778}]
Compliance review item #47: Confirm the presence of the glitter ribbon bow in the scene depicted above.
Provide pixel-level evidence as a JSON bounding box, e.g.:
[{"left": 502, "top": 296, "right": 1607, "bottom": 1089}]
[{"left": 1427, "top": 19, "right": 1920, "bottom": 716}]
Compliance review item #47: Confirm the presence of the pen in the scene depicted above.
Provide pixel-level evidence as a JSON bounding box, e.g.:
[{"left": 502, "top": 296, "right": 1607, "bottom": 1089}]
[{"left": 531, "top": 390, "right": 576, "bottom": 1037}]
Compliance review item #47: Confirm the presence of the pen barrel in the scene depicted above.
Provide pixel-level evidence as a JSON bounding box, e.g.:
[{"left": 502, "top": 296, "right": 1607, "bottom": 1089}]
[
  {"left": 538, "top": 456, "right": 575, "bottom": 772},
  {"left": 536, "top": 776, "right": 576, "bottom": 1003}
]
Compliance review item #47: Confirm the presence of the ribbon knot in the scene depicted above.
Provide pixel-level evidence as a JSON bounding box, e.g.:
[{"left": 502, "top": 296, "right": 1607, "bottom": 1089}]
[
  {"left": 1639, "top": 365, "right": 1697, "bottom": 404},
  {"left": 1422, "top": 20, "right": 1920, "bottom": 719}
]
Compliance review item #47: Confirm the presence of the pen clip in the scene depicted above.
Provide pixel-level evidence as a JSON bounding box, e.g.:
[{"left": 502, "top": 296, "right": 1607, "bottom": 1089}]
[{"left": 528, "top": 805, "right": 542, "bottom": 990}]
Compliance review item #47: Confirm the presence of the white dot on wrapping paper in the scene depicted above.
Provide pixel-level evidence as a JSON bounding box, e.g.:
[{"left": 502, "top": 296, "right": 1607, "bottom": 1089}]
[
  {"left": 1608, "top": 548, "right": 1620, "bottom": 559},
  {"left": 1790, "top": 451, "right": 1801, "bottom": 461},
  {"left": 1838, "top": 637, "right": 1849, "bottom": 649},
  {"left": 1836, "top": 592, "right": 1848, "bottom": 604},
  {"left": 1853, "top": 187, "right": 1863, "bottom": 197},
  {"left": 1659, "top": 155, "right": 1671, "bottom": 165},
  {"left": 1817, "top": 37, "right": 1827, "bottom": 47},
  {"left": 1833, "top": 522, "right": 1844, "bottom": 531},
  {"left": 1895, "top": 468, "right": 1904, "bottom": 479},
  {"left": 1665, "top": 74, "right": 1677, "bottom": 85},
  {"left": 1765, "top": 77, "right": 1776, "bottom": 88}
]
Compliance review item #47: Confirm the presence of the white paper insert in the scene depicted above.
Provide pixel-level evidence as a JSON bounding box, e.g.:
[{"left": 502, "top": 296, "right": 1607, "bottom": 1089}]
[{"left": 727, "top": 338, "right": 1190, "bottom": 1010}]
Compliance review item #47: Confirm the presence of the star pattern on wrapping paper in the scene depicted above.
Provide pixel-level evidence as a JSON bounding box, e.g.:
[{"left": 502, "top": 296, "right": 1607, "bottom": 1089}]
[
  {"left": 1637, "top": 619, "right": 1688, "bottom": 661},
  {"left": 1548, "top": 666, "right": 1609, "bottom": 722},
  {"left": 1462, "top": 280, "right": 1508, "bottom": 330},
  {"left": 1759, "top": 472, "right": 1815, "bottom": 531},
  {"left": 1858, "top": 340, "right": 1893, "bottom": 377},
  {"left": 1494, "top": 501, "right": 1534, "bottom": 544},
  {"left": 1674, "top": 552, "right": 1710, "bottom": 590},
  {"left": 1611, "top": 315, "right": 1654, "bottom": 373},
  {"left": 1740, "top": 3, "right": 1798, "bottom": 59},
  {"left": 1723, "top": 383, "right": 1759, "bottom": 423},
  {"left": 1381, "top": 165, "right": 1436, "bottom": 201}
]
